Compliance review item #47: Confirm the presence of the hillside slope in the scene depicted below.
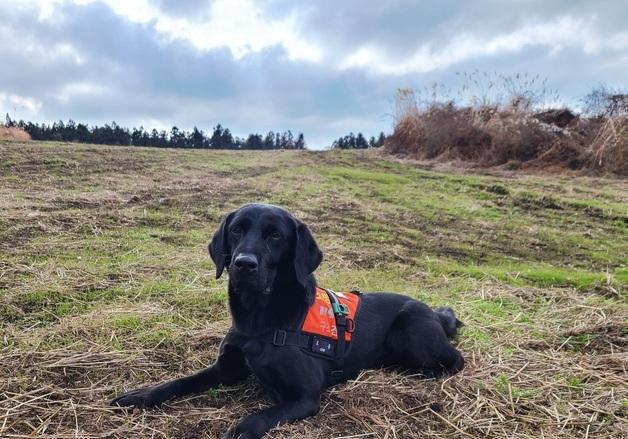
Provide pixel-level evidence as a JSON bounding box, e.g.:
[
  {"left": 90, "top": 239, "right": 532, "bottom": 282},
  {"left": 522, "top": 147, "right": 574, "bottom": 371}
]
[{"left": 1, "top": 141, "right": 626, "bottom": 438}]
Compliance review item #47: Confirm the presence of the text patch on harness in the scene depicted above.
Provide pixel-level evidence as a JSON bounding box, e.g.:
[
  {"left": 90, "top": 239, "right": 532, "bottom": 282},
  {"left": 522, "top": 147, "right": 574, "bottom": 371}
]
[{"left": 311, "top": 337, "right": 334, "bottom": 356}]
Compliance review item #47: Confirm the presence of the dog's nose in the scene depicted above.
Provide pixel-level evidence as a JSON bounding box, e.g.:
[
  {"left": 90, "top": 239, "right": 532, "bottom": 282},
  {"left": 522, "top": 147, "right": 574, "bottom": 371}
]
[{"left": 234, "top": 254, "right": 258, "bottom": 271}]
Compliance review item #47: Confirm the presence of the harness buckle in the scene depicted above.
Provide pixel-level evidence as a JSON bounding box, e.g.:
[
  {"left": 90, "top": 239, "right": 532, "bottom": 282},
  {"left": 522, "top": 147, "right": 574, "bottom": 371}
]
[
  {"left": 273, "top": 330, "right": 287, "bottom": 346},
  {"left": 332, "top": 302, "right": 349, "bottom": 316},
  {"left": 330, "top": 370, "right": 344, "bottom": 379}
]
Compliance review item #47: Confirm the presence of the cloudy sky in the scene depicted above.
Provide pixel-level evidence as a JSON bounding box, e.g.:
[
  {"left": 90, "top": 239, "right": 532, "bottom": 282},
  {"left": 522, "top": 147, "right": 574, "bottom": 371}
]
[{"left": 1, "top": 0, "right": 627, "bottom": 148}]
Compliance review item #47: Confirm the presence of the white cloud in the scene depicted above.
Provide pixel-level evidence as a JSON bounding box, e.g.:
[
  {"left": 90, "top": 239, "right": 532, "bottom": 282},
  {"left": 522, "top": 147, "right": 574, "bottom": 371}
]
[
  {"left": 55, "top": 82, "right": 108, "bottom": 102},
  {"left": 340, "top": 16, "right": 628, "bottom": 75},
  {"left": 73, "top": 0, "right": 155, "bottom": 23},
  {"left": 66, "top": 0, "right": 323, "bottom": 61},
  {"left": 21, "top": 41, "right": 85, "bottom": 66},
  {"left": 155, "top": 1, "right": 322, "bottom": 61},
  {"left": 0, "top": 92, "right": 43, "bottom": 119},
  {"left": 0, "top": 15, "right": 85, "bottom": 65}
]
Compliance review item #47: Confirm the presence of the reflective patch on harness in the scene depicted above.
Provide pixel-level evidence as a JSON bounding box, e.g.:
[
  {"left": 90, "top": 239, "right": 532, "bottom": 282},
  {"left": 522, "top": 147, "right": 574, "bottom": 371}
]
[
  {"left": 311, "top": 337, "right": 334, "bottom": 356},
  {"left": 301, "top": 287, "right": 360, "bottom": 341}
]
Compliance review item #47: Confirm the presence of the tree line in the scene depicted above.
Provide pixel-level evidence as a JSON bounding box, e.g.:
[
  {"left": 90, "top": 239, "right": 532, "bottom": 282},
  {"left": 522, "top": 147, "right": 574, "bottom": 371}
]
[
  {"left": 331, "top": 131, "right": 386, "bottom": 149},
  {"left": 4, "top": 115, "right": 306, "bottom": 150}
]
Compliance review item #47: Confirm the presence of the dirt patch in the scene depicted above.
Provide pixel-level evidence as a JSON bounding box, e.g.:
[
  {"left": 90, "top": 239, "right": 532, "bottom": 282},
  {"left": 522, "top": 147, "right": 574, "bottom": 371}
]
[
  {"left": 523, "top": 320, "right": 627, "bottom": 355},
  {"left": 0, "top": 223, "right": 46, "bottom": 250},
  {"left": 512, "top": 193, "right": 563, "bottom": 210},
  {"left": 533, "top": 108, "right": 578, "bottom": 128},
  {"left": 560, "top": 323, "right": 627, "bottom": 354}
]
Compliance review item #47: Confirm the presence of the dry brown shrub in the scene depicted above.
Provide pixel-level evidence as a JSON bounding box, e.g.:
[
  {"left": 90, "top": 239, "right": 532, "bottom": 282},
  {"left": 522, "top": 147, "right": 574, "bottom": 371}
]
[
  {"left": 386, "top": 99, "right": 557, "bottom": 168},
  {"left": 385, "top": 88, "right": 628, "bottom": 176},
  {"left": 589, "top": 117, "right": 628, "bottom": 175},
  {"left": 387, "top": 103, "right": 491, "bottom": 161},
  {"left": 0, "top": 126, "right": 31, "bottom": 141},
  {"left": 480, "top": 112, "right": 553, "bottom": 165},
  {"left": 532, "top": 139, "right": 589, "bottom": 170}
]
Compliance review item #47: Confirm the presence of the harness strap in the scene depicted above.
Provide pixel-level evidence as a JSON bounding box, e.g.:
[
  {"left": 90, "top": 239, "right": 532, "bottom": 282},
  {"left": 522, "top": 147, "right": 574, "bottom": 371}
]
[
  {"left": 265, "top": 329, "right": 311, "bottom": 349},
  {"left": 258, "top": 329, "right": 339, "bottom": 358},
  {"left": 323, "top": 288, "right": 351, "bottom": 380}
]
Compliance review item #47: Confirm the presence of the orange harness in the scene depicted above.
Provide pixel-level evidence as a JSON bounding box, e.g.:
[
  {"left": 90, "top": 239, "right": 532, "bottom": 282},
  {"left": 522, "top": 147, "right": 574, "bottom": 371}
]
[
  {"left": 259, "top": 287, "right": 362, "bottom": 382},
  {"left": 302, "top": 287, "right": 360, "bottom": 341}
]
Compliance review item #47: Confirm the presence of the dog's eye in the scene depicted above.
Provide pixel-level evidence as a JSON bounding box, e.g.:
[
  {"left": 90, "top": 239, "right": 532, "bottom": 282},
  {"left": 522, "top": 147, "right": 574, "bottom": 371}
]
[
  {"left": 270, "top": 230, "right": 282, "bottom": 240},
  {"left": 231, "top": 226, "right": 242, "bottom": 235}
]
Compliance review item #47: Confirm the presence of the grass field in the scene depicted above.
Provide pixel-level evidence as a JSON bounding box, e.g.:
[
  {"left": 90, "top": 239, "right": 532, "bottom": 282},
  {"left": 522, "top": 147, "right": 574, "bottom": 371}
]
[{"left": 1, "top": 140, "right": 626, "bottom": 438}]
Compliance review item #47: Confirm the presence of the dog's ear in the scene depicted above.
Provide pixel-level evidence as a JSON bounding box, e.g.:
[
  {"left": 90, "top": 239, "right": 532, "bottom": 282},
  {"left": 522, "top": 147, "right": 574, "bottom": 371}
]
[
  {"left": 208, "top": 211, "right": 235, "bottom": 279},
  {"left": 293, "top": 219, "right": 323, "bottom": 288}
]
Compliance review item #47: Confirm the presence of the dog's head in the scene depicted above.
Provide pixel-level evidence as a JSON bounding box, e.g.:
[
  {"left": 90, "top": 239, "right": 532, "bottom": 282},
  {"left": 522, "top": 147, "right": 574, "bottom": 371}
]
[{"left": 209, "top": 204, "right": 322, "bottom": 294}]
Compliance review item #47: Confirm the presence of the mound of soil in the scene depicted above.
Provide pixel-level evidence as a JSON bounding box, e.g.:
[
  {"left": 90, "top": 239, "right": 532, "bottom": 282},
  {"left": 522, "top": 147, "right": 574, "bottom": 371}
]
[{"left": 533, "top": 109, "right": 578, "bottom": 128}]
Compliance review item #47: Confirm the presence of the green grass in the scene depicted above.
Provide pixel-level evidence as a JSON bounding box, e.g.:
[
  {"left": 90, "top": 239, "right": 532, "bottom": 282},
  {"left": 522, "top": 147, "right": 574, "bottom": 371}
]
[
  {"left": 0, "top": 141, "right": 626, "bottom": 438},
  {"left": 429, "top": 259, "right": 616, "bottom": 290},
  {"left": 495, "top": 373, "right": 540, "bottom": 399}
]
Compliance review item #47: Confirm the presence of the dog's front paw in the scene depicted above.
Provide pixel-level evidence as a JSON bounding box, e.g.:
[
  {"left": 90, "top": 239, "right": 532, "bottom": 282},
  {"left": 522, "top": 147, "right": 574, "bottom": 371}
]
[{"left": 110, "top": 386, "right": 164, "bottom": 409}]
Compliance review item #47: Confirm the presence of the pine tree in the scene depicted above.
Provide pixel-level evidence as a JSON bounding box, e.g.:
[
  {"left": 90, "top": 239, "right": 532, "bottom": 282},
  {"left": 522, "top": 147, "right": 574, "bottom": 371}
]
[
  {"left": 295, "top": 133, "right": 306, "bottom": 150},
  {"left": 221, "top": 128, "right": 235, "bottom": 149},
  {"left": 376, "top": 131, "right": 386, "bottom": 147},
  {"left": 244, "top": 133, "right": 263, "bottom": 149},
  {"left": 210, "top": 124, "right": 224, "bottom": 149},
  {"left": 263, "top": 131, "right": 275, "bottom": 149},
  {"left": 131, "top": 127, "right": 144, "bottom": 146},
  {"left": 356, "top": 133, "right": 368, "bottom": 149},
  {"left": 190, "top": 127, "right": 206, "bottom": 148}
]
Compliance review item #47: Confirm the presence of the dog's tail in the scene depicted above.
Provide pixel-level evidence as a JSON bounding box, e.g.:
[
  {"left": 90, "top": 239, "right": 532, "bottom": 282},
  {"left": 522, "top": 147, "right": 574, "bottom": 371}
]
[{"left": 435, "top": 307, "right": 463, "bottom": 338}]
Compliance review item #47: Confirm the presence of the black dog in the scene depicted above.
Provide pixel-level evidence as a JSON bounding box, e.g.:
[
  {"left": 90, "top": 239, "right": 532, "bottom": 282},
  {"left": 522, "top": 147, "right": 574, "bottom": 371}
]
[{"left": 112, "top": 203, "right": 464, "bottom": 438}]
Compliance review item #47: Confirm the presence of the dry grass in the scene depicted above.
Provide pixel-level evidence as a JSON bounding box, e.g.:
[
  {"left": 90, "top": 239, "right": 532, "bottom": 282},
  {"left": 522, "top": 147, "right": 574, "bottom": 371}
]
[
  {"left": 590, "top": 117, "right": 628, "bottom": 175},
  {"left": 1, "top": 141, "right": 626, "bottom": 438},
  {"left": 2, "top": 287, "right": 626, "bottom": 438}
]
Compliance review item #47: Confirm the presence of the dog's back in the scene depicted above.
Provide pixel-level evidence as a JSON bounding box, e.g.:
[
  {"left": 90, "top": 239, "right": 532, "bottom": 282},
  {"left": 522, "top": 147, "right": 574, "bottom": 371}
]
[{"left": 337, "top": 292, "right": 464, "bottom": 381}]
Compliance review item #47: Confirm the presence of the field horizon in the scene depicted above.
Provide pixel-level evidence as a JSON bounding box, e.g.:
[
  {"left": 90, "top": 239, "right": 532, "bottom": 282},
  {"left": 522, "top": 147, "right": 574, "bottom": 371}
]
[{"left": 1, "top": 140, "right": 626, "bottom": 438}]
